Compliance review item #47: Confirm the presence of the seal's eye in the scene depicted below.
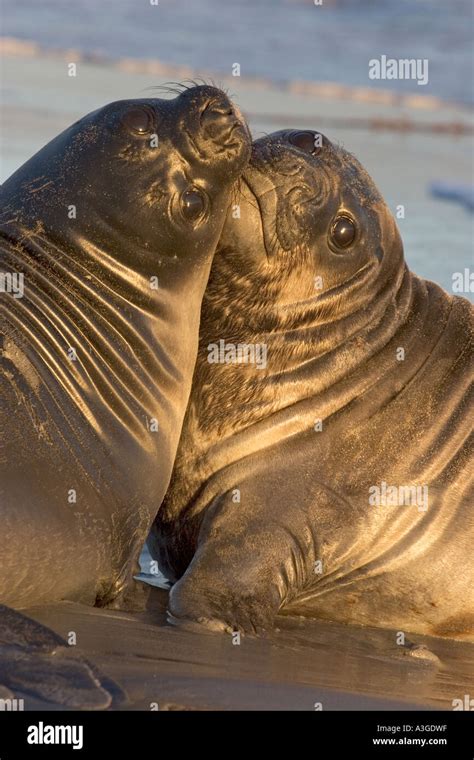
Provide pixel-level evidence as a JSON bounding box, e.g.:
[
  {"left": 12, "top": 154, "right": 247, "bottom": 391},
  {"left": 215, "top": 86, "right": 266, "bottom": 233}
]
[
  {"left": 122, "top": 107, "right": 153, "bottom": 135},
  {"left": 330, "top": 216, "right": 357, "bottom": 249},
  {"left": 181, "top": 188, "right": 206, "bottom": 221},
  {"left": 288, "top": 131, "right": 322, "bottom": 156}
]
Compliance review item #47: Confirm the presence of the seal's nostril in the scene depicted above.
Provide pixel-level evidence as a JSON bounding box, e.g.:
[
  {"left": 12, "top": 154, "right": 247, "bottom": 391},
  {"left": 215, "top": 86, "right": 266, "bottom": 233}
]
[
  {"left": 208, "top": 105, "right": 233, "bottom": 117},
  {"left": 201, "top": 96, "right": 233, "bottom": 115},
  {"left": 201, "top": 105, "right": 232, "bottom": 123}
]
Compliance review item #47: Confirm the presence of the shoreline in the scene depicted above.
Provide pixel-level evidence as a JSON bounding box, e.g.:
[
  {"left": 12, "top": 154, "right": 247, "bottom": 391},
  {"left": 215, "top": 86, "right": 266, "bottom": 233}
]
[{"left": 2, "top": 35, "right": 472, "bottom": 116}]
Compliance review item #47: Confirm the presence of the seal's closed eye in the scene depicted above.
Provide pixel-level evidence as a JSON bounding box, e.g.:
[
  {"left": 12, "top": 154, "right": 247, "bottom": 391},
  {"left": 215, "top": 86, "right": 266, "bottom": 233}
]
[
  {"left": 121, "top": 107, "right": 154, "bottom": 135},
  {"left": 288, "top": 130, "right": 322, "bottom": 156}
]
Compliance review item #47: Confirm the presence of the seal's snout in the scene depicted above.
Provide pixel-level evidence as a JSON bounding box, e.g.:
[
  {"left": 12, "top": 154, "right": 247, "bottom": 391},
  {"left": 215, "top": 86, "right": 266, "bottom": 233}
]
[
  {"left": 199, "top": 97, "right": 244, "bottom": 144},
  {"left": 176, "top": 85, "right": 251, "bottom": 174}
]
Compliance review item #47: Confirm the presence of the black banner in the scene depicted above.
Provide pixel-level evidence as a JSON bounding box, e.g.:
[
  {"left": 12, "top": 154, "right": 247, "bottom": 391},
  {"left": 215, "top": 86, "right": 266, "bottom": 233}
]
[{"left": 0, "top": 710, "right": 472, "bottom": 757}]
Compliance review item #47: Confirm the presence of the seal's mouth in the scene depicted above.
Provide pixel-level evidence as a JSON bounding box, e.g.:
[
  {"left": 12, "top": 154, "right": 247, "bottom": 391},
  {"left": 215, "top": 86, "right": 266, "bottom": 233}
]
[
  {"left": 241, "top": 169, "right": 314, "bottom": 258},
  {"left": 200, "top": 99, "right": 251, "bottom": 149},
  {"left": 227, "top": 120, "right": 251, "bottom": 148},
  {"left": 240, "top": 173, "right": 275, "bottom": 259},
  {"left": 241, "top": 173, "right": 265, "bottom": 209}
]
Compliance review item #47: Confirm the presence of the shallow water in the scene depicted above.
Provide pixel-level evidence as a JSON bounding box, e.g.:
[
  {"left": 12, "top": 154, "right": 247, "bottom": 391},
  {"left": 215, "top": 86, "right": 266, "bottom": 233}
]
[
  {"left": 22, "top": 590, "right": 474, "bottom": 710},
  {"left": 2, "top": 0, "right": 473, "bottom": 104}
]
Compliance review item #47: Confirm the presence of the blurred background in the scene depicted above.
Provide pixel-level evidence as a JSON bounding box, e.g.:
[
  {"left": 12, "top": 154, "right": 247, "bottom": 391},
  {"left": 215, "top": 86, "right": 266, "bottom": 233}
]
[{"left": 1, "top": 0, "right": 473, "bottom": 296}]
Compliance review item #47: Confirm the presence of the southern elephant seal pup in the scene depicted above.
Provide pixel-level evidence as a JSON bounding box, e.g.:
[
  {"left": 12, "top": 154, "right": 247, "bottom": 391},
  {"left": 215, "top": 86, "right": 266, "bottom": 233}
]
[
  {"left": 149, "top": 130, "right": 473, "bottom": 640},
  {"left": 0, "top": 84, "right": 251, "bottom": 611}
]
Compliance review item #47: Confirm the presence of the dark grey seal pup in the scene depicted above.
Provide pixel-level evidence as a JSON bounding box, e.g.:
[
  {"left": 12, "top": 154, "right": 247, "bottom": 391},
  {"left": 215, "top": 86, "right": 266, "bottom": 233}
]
[
  {"left": 150, "top": 130, "right": 473, "bottom": 641},
  {"left": 0, "top": 86, "right": 250, "bottom": 609}
]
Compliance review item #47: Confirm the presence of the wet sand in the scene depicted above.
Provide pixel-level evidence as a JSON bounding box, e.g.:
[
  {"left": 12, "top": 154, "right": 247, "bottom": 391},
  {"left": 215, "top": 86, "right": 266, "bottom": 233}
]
[{"left": 19, "top": 588, "right": 474, "bottom": 711}]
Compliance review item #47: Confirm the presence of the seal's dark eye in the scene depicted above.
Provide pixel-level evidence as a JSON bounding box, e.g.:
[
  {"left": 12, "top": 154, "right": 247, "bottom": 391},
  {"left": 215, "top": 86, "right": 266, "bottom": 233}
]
[
  {"left": 181, "top": 188, "right": 206, "bottom": 221},
  {"left": 330, "top": 216, "right": 356, "bottom": 249},
  {"left": 288, "top": 131, "right": 322, "bottom": 156},
  {"left": 122, "top": 107, "right": 153, "bottom": 135}
]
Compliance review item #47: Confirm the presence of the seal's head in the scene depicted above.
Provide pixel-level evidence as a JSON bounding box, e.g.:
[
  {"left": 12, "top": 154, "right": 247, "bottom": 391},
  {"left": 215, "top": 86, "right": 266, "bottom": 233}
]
[
  {"left": 2, "top": 85, "right": 251, "bottom": 276},
  {"left": 217, "top": 129, "right": 404, "bottom": 322},
  {"left": 182, "top": 128, "right": 410, "bottom": 438}
]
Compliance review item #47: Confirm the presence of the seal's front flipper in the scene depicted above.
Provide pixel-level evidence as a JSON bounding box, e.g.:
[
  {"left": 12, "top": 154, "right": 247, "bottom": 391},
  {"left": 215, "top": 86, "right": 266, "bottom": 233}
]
[
  {"left": 0, "top": 605, "right": 124, "bottom": 709},
  {"left": 166, "top": 491, "right": 307, "bottom": 635}
]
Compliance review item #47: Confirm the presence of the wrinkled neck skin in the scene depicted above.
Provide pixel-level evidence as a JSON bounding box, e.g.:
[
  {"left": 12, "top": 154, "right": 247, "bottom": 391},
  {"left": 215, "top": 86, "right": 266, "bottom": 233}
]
[
  {"left": 0, "top": 204, "right": 214, "bottom": 503},
  {"left": 162, "top": 208, "right": 444, "bottom": 521}
]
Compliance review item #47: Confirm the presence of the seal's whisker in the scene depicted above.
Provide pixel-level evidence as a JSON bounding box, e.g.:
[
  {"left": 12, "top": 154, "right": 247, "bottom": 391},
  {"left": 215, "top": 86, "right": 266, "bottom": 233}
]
[
  {"left": 209, "top": 78, "right": 231, "bottom": 97},
  {"left": 181, "top": 78, "right": 206, "bottom": 89},
  {"left": 231, "top": 181, "right": 244, "bottom": 208},
  {"left": 144, "top": 83, "right": 187, "bottom": 97},
  {"left": 230, "top": 179, "right": 260, "bottom": 214},
  {"left": 268, "top": 228, "right": 282, "bottom": 257}
]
